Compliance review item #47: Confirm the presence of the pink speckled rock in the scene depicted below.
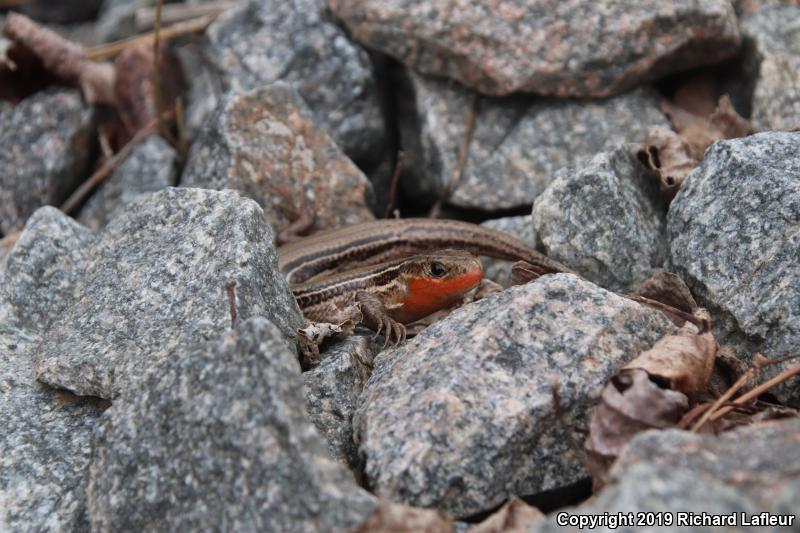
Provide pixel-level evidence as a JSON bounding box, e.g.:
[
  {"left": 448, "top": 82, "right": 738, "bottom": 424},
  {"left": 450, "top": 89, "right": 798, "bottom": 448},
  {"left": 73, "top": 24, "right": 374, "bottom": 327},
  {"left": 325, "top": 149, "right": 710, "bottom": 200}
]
[{"left": 329, "top": 0, "right": 741, "bottom": 97}]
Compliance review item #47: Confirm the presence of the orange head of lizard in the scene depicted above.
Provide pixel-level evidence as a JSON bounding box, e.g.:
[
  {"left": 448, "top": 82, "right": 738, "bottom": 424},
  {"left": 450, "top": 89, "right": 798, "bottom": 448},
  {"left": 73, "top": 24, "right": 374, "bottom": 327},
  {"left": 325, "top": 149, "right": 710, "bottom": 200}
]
[{"left": 392, "top": 249, "right": 484, "bottom": 323}]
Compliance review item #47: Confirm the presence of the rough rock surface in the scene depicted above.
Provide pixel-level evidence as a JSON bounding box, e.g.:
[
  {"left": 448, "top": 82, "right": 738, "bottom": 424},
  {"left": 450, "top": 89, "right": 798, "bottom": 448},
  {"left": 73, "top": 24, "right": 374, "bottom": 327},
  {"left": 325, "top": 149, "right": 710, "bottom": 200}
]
[
  {"left": 304, "top": 334, "right": 380, "bottom": 468},
  {"left": 203, "top": 0, "right": 386, "bottom": 165},
  {"left": 330, "top": 0, "right": 740, "bottom": 97},
  {"left": 175, "top": 42, "right": 219, "bottom": 142},
  {"left": 0, "top": 89, "right": 95, "bottom": 234},
  {"left": 398, "top": 71, "right": 669, "bottom": 209},
  {"left": 0, "top": 207, "right": 105, "bottom": 532},
  {"left": 355, "top": 274, "right": 676, "bottom": 518},
  {"left": 533, "top": 146, "right": 668, "bottom": 292},
  {"left": 88, "top": 317, "right": 377, "bottom": 532},
  {"left": 78, "top": 135, "right": 177, "bottom": 230},
  {"left": 18, "top": 0, "right": 102, "bottom": 24},
  {"left": 667, "top": 132, "right": 800, "bottom": 404},
  {"left": 34, "top": 188, "right": 303, "bottom": 399},
  {"left": 182, "top": 84, "right": 375, "bottom": 233},
  {"left": 535, "top": 419, "right": 800, "bottom": 532},
  {"left": 741, "top": 6, "right": 800, "bottom": 131},
  {"left": 480, "top": 215, "right": 537, "bottom": 288}
]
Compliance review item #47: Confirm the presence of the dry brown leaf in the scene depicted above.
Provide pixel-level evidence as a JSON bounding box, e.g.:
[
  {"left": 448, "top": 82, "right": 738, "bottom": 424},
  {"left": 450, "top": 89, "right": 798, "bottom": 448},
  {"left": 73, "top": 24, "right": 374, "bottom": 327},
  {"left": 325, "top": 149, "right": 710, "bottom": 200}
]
[
  {"left": 114, "top": 41, "right": 183, "bottom": 137},
  {"left": 470, "top": 497, "right": 544, "bottom": 533},
  {"left": 672, "top": 73, "right": 718, "bottom": 118},
  {"left": 296, "top": 304, "right": 362, "bottom": 368},
  {"left": 354, "top": 500, "right": 453, "bottom": 533},
  {"left": 708, "top": 95, "right": 751, "bottom": 140},
  {"left": 585, "top": 369, "right": 689, "bottom": 488},
  {"left": 660, "top": 94, "right": 752, "bottom": 159},
  {"left": 623, "top": 309, "right": 716, "bottom": 398},
  {"left": 632, "top": 269, "right": 698, "bottom": 318},
  {"left": 114, "top": 43, "right": 159, "bottom": 134},
  {"left": 3, "top": 13, "right": 115, "bottom": 105},
  {"left": 637, "top": 127, "right": 698, "bottom": 199}
]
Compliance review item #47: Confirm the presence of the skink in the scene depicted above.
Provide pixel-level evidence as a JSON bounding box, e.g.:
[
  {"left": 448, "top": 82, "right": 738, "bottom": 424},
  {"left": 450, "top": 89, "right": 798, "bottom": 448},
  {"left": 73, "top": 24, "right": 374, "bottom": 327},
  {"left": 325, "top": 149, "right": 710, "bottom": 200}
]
[
  {"left": 278, "top": 218, "right": 573, "bottom": 346},
  {"left": 278, "top": 218, "right": 572, "bottom": 285}
]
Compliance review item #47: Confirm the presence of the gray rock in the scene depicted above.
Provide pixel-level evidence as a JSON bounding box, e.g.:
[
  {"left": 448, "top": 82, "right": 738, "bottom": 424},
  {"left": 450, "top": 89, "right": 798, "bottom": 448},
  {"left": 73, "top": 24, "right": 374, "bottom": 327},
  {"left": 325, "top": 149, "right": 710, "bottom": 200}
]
[
  {"left": 78, "top": 135, "right": 177, "bottom": 231},
  {"left": 732, "top": 0, "right": 800, "bottom": 15},
  {"left": 667, "top": 132, "right": 800, "bottom": 404},
  {"left": 182, "top": 84, "right": 375, "bottom": 233},
  {"left": 398, "top": 71, "right": 669, "bottom": 209},
  {"left": 0, "top": 207, "right": 105, "bottom": 532},
  {"left": 88, "top": 317, "right": 377, "bottom": 532},
  {"left": 18, "top": 0, "right": 102, "bottom": 24},
  {"left": 741, "top": 6, "right": 800, "bottom": 131},
  {"left": 303, "top": 334, "right": 380, "bottom": 468},
  {"left": 202, "top": 0, "right": 386, "bottom": 165},
  {"left": 34, "top": 188, "right": 303, "bottom": 399},
  {"left": 480, "top": 215, "right": 538, "bottom": 288},
  {"left": 95, "top": 0, "right": 161, "bottom": 42},
  {"left": 355, "top": 274, "right": 676, "bottom": 518},
  {"left": 330, "top": 0, "right": 740, "bottom": 98},
  {"left": 533, "top": 146, "right": 668, "bottom": 292},
  {"left": 175, "top": 42, "right": 219, "bottom": 142},
  {"left": 0, "top": 89, "right": 95, "bottom": 234},
  {"left": 534, "top": 419, "right": 800, "bottom": 532}
]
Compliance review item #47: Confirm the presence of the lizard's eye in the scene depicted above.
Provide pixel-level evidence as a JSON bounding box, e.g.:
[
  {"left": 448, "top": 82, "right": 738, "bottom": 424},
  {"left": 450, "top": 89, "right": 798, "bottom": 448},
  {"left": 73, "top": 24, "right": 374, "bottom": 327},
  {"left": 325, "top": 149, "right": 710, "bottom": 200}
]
[{"left": 428, "top": 261, "right": 447, "bottom": 278}]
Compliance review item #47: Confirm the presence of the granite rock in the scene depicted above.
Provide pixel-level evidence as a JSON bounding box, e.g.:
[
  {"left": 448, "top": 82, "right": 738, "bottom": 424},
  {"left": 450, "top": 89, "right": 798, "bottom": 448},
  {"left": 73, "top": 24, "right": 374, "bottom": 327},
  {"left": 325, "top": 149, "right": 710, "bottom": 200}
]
[
  {"left": 397, "top": 71, "right": 669, "bottom": 209},
  {"left": 534, "top": 419, "right": 800, "bottom": 532},
  {"left": 88, "top": 317, "right": 377, "bottom": 532},
  {"left": 667, "top": 132, "right": 800, "bottom": 404},
  {"left": 78, "top": 135, "right": 177, "bottom": 231},
  {"left": 533, "top": 146, "right": 668, "bottom": 292},
  {"left": 0, "top": 89, "right": 95, "bottom": 234},
  {"left": 480, "top": 215, "right": 538, "bottom": 288},
  {"left": 0, "top": 207, "right": 104, "bottom": 532},
  {"left": 733, "top": 0, "right": 800, "bottom": 15},
  {"left": 740, "top": 6, "right": 800, "bottom": 131},
  {"left": 34, "top": 187, "right": 303, "bottom": 399},
  {"left": 330, "top": 0, "right": 740, "bottom": 98},
  {"left": 203, "top": 0, "right": 386, "bottom": 165},
  {"left": 355, "top": 274, "right": 676, "bottom": 518},
  {"left": 182, "top": 84, "right": 375, "bottom": 233},
  {"left": 304, "top": 334, "right": 380, "bottom": 468},
  {"left": 175, "top": 41, "right": 219, "bottom": 142},
  {"left": 96, "top": 0, "right": 148, "bottom": 42},
  {"left": 18, "top": 0, "right": 102, "bottom": 24}
]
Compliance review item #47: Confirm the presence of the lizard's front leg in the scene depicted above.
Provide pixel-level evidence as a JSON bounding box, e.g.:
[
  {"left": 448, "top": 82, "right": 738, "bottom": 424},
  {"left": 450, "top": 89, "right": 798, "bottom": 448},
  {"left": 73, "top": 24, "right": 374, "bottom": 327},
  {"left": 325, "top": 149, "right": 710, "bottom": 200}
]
[{"left": 354, "top": 291, "right": 407, "bottom": 348}]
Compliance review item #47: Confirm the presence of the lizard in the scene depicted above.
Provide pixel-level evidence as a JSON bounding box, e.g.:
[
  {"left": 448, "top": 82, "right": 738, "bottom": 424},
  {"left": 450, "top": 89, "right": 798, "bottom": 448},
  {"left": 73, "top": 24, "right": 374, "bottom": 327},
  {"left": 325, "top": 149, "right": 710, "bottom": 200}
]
[{"left": 278, "top": 218, "right": 574, "bottom": 351}]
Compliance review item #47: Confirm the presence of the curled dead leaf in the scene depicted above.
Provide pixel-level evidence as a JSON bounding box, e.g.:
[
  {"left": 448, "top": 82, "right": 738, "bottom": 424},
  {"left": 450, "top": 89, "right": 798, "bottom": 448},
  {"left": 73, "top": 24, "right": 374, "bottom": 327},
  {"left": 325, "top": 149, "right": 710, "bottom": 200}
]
[
  {"left": 354, "top": 500, "right": 453, "bottom": 533},
  {"left": 623, "top": 309, "right": 716, "bottom": 398},
  {"left": 470, "top": 497, "right": 543, "bottom": 533},
  {"left": 631, "top": 269, "right": 698, "bottom": 319},
  {"left": 708, "top": 95, "right": 751, "bottom": 140},
  {"left": 3, "top": 13, "right": 116, "bottom": 105},
  {"left": 296, "top": 304, "right": 362, "bottom": 368},
  {"left": 585, "top": 369, "right": 689, "bottom": 488},
  {"left": 114, "top": 42, "right": 182, "bottom": 136},
  {"left": 660, "top": 93, "right": 752, "bottom": 160},
  {"left": 638, "top": 126, "right": 698, "bottom": 199}
]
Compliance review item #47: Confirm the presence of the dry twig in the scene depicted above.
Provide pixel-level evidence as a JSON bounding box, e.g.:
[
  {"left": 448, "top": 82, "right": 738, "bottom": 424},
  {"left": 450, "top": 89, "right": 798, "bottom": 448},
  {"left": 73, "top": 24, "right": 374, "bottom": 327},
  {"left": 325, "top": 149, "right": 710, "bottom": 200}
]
[
  {"left": 135, "top": 1, "right": 238, "bottom": 31},
  {"left": 60, "top": 121, "right": 158, "bottom": 214},
  {"left": 225, "top": 280, "right": 238, "bottom": 329},
  {"left": 708, "top": 364, "right": 800, "bottom": 423},
  {"left": 383, "top": 150, "right": 405, "bottom": 219},
  {"left": 85, "top": 15, "right": 216, "bottom": 61},
  {"left": 429, "top": 94, "right": 478, "bottom": 217}
]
